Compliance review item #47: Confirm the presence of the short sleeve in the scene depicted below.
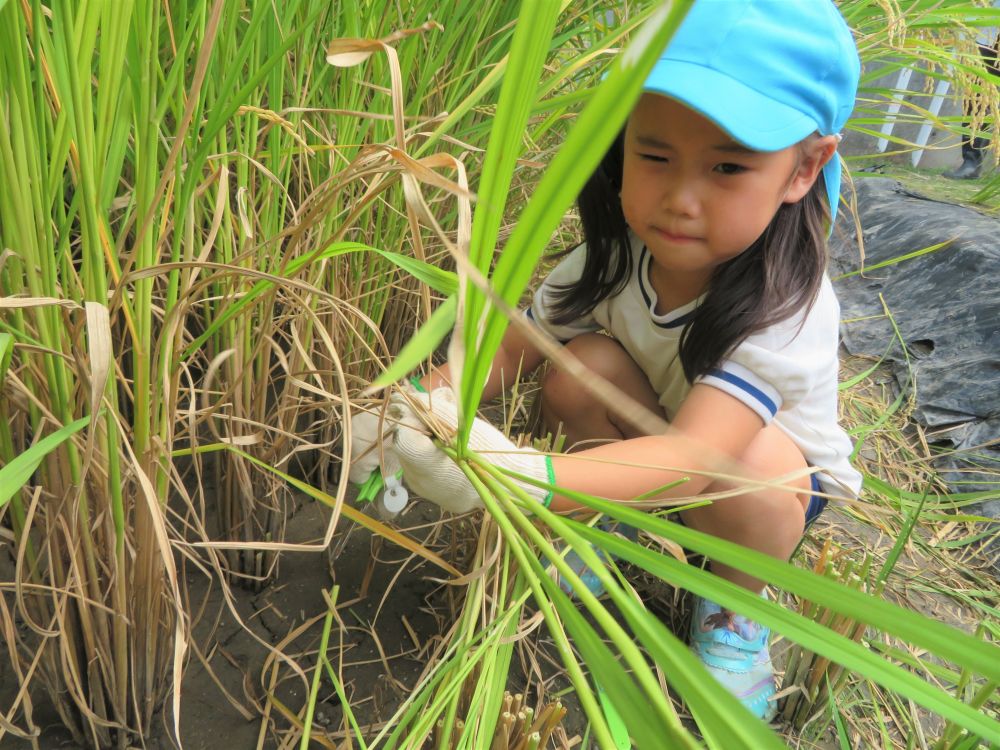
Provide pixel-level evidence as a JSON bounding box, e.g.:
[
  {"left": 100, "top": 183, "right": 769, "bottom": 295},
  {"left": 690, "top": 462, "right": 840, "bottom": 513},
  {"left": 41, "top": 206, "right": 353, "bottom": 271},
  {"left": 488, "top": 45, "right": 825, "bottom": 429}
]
[
  {"left": 695, "top": 285, "right": 841, "bottom": 423},
  {"left": 524, "top": 244, "right": 603, "bottom": 342}
]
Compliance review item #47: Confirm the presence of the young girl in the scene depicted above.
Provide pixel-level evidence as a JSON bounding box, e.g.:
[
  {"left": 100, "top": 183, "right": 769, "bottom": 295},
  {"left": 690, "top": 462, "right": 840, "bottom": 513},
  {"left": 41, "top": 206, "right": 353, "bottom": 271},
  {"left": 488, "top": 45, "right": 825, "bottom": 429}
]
[{"left": 352, "top": 0, "right": 862, "bottom": 722}]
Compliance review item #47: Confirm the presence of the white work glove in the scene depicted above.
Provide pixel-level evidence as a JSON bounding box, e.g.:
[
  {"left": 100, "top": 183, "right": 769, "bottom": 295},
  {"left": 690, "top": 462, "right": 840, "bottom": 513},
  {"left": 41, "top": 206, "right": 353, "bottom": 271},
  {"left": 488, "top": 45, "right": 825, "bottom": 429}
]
[
  {"left": 347, "top": 405, "right": 401, "bottom": 485},
  {"left": 389, "top": 388, "right": 553, "bottom": 514}
]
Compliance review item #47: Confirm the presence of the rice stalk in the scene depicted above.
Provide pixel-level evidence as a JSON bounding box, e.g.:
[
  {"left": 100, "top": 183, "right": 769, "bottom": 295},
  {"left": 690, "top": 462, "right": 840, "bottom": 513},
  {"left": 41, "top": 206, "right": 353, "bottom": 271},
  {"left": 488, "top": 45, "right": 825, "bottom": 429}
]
[
  {"left": 369, "top": 1, "right": 1000, "bottom": 738},
  {"left": 780, "top": 542, "right": 874, "bottom": 730}
]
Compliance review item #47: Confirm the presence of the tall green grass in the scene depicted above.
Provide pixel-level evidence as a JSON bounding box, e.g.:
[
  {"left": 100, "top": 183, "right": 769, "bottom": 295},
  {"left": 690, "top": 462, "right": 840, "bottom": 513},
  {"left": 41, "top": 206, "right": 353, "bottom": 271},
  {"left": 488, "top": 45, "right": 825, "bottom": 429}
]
[
  {"left": 0, "top": 0, "right": 668, "bottom": 745},
  {"left": 0, "top": 0, "right": 567, "bottom": 744}
]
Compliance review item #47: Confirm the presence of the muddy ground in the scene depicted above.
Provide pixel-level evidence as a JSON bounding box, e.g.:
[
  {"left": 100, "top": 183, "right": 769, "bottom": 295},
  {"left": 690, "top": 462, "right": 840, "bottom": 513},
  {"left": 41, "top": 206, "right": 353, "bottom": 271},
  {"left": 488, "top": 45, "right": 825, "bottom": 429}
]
[{"left": 1, "top": 486, "right": 868, "bottom": 749}]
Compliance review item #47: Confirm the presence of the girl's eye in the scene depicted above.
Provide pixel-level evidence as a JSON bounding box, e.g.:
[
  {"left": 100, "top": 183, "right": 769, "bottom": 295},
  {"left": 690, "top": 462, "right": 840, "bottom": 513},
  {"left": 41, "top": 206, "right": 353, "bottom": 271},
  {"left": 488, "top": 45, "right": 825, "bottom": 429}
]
[
  {"left": 639, "top": 153, "right": 668, "bottom": 163},
  {"left": 714, "top": 162, "right": 747, "bottom": 175}
]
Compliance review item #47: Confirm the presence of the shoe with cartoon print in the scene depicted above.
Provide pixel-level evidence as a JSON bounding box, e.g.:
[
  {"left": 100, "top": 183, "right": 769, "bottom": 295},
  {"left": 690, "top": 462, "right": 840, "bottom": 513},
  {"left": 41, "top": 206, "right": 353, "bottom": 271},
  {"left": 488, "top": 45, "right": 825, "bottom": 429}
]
[{"left": 689, "top": 594, "right": 778, "bottom": 721}]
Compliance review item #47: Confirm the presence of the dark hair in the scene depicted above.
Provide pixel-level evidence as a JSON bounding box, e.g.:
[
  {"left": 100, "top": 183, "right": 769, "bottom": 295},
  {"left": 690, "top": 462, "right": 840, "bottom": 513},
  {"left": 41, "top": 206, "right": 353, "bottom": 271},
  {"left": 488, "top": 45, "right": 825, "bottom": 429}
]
[
  {"left": 556, "top": 131, "right": 633, "bottom": 315},
  {"left": 549, "top": 133, "right": 829, "bottom": 383}
]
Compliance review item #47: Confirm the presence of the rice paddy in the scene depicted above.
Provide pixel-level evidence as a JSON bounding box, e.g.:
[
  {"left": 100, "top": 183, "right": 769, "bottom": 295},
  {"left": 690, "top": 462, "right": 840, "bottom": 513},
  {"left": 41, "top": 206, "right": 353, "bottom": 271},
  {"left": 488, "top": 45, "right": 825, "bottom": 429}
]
[{"left": 0, "top": 1, "right": 998, "bottom": 748}]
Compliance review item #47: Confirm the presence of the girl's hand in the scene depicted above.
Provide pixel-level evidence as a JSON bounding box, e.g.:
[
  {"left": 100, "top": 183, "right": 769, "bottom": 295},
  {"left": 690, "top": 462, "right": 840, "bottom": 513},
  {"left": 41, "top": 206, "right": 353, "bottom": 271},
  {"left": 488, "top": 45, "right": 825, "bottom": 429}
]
[
  {"left": 347, "top": 408, "right": 399, "bottom": 485},
  {"left": 390, "top": 388, "right": 552, "bottom": 513}
]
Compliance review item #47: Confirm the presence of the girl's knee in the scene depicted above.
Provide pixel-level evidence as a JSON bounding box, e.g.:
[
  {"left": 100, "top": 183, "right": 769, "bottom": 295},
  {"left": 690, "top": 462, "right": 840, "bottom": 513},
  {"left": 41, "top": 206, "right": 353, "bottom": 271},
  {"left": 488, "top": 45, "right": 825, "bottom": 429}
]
[
  {"left": 540, "top": 333, "right": 662, "bottom": 446},
  {"left": 740, "top": 423, "right": 813, "bottom": 511},
  {"left": 541, "top": 333, "right": 633, "bottom": 412},
  {"left": 687, "top": 425, "right": 811, "bottom": 545},
  {"left": 555, "top": 333, "right": 634, "bottom": 378},
  {"left": 542, "top": 333, "right": 659, "bottom": 411},
  {"left": 683, "top": 492, "right": 806, "bottom": 549}
]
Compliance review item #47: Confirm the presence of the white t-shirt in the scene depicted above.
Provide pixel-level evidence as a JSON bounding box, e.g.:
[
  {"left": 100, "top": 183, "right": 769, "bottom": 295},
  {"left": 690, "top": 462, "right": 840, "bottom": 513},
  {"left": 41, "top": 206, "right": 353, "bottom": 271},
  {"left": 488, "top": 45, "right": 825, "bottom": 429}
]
[{"left": 525, "top": 238, "right": 862, "bottom": 498}]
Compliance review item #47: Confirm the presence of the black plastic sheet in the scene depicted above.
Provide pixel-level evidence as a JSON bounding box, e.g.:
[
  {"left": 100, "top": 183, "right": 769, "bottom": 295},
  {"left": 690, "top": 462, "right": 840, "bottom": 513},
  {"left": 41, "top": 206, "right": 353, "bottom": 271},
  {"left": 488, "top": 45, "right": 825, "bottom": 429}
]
[{"left": 828, "top": 178, "right": 1000, "bottom": 556}]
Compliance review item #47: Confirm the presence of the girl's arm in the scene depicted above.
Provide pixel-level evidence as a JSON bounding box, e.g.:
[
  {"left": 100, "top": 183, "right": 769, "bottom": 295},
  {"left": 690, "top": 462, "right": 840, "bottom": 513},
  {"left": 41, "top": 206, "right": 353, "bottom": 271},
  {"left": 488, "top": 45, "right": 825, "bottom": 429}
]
[
  {"left": 417, "top": 321, "right": 547, "bottom": 401},
  {"left": 546, "top": 383, "right": 767, "bottom": 511}
]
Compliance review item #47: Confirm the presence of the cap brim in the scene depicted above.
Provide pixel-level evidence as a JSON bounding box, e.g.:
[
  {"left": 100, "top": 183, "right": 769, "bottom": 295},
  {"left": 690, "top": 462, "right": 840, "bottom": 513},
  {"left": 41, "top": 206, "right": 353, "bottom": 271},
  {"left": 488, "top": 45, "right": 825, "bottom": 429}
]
[
  {"left": 643, "top": 58, "right": 842, "bottom": 221},
  {"left": 643, "top": 58, "right": 818, "bottom": 152}
]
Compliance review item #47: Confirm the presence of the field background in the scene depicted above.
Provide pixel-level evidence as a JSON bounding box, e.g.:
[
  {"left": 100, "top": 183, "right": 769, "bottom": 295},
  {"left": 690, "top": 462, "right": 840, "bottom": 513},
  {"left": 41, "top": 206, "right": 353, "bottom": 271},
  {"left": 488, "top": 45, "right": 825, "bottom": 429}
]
[{"left": 1, "top": 1, "right": 999, "bottom": 748}]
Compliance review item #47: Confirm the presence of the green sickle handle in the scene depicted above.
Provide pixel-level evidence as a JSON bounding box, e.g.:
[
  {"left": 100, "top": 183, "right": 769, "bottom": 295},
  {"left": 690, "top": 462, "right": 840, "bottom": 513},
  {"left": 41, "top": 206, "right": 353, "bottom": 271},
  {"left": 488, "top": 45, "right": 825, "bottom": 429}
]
[
  {"left": 597, "top": 681, "right": 631, "bottom": 749},
  {"left": 355, "top": 468, "right": 407, "bottom": 513},
  {"left": 355, "top": 468, "right": 386, "bottom": 504}
]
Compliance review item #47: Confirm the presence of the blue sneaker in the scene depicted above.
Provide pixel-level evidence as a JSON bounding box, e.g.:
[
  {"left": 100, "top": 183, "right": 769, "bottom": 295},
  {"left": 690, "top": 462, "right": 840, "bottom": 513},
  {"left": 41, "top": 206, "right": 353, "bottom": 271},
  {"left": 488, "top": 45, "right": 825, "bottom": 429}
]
[
  {"left": 550, "top": 522, "right": 638, "bottom": 599},
  {"left": 689, "top": 594, "right": 777, "bottom": 721}
]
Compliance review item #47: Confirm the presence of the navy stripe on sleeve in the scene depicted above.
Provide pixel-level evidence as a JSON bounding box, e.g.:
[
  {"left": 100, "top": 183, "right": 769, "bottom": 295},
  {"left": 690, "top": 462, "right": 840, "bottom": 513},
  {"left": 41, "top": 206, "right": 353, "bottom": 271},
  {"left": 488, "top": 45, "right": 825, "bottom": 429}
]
[{"left": 705, "top": 368, "right": 778, "bottom": 417}]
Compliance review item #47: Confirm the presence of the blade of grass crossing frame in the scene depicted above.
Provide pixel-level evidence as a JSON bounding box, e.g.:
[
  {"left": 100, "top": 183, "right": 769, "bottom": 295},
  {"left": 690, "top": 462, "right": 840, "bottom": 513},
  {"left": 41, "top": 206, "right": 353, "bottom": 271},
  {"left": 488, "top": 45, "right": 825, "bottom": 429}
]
[
  {"left": 568, "top": 522, "right": 1000, "bottom": 742},
  {"left": 505, "top": 472, "right": 1000, "bottom": 686},
  {"left": 458, "top": 0, "right": 561, "bottom": 439},
  {"left": 464, "top": 0, "right": 560, "bottom": 274},
  {"left": 0, "top": 416, "right": 90, "bottom": 508},
  {"left": 371, "top": 295, "right": 456, "bottom": 388},
  {"left": 459, "top": 1, "right": 695, "bottom": 442}
]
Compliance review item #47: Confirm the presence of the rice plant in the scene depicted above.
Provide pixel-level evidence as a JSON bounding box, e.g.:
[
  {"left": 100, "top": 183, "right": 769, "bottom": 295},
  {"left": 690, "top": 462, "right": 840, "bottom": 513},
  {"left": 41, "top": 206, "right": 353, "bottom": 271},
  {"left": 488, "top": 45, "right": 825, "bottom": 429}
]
[{"left": 0, "top": 0, "right": 522, "bottom": 743}]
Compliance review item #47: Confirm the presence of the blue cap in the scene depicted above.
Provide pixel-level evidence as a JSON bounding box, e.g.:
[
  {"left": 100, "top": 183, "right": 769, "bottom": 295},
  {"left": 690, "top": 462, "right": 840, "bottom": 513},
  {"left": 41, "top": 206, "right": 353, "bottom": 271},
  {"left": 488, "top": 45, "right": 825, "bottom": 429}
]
[{"left": 642, "top": 0, "right": 860, "bottom": 220}]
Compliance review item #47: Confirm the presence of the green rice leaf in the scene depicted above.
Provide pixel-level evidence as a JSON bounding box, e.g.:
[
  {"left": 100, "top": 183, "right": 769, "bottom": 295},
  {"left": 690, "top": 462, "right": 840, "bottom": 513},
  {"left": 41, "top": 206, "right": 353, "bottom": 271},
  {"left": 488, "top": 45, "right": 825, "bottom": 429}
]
[
  {"left": 573, "top": 521, "right": 1000, "bottom": 742},
  {"left": 465, "top": 0, "right": 561, "bottom": 275},
  {"left": 0, "top": 333, "right": 12, "bottom": 380},
  {"left": 829, "top": 675, "right": 852, "bottom": 750},
  {"left": 184, "top": 242, "right": 456, "bottom": 358},
  {"left": 519, "top": 476, "right": 1000, "bottom": 683},
  {"left": 458, "top": 0, "right": 563, "bottom": 431},
  {"left": 458, "top": 0, "right": 695, "bottom": 442},
  {"left": 832, "top": 238, "right": 954, "bottom": 280},
  {"left": 0, "top": 416, "right": 90, "bottom": 509},
  {"left": 371, "top": 295, "right": 457, "bottom": 388},
  {"left": 375, "top": 250, "right": 458, "bottom": 296}
]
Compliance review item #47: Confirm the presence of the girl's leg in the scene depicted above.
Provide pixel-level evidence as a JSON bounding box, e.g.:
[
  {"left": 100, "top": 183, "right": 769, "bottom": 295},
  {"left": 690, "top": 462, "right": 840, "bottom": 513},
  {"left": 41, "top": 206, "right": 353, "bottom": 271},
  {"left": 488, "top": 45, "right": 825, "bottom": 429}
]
[
  {"left": 680, "top": 427, "right": 812, "bottom": 722},
  {"left": 543, "top": 333, "right": 811, "bottom": 593},
  {"left": 681, "top": 425, "right": 811, "bottom": 591},
  {"left": 538, "top": 333, "right": 664, "bottom": 594},
  {"left": 540, "top": 333, "right": 665, "bottom": 450}
]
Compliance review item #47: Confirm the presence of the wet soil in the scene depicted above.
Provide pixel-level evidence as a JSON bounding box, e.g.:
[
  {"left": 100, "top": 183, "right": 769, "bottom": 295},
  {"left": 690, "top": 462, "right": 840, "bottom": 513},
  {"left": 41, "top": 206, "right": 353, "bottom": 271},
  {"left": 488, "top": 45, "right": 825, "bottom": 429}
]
[{"left": 2, "top": 499, "right": 882, "bottom": 750}]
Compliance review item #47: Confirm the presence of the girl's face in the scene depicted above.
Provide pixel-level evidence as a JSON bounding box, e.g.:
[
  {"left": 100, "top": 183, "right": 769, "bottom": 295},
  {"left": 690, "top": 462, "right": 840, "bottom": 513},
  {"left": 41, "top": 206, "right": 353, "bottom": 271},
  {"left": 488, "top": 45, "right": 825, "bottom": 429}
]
[{"left": 621, "top": 94, "right": 836, "bottom": 306}]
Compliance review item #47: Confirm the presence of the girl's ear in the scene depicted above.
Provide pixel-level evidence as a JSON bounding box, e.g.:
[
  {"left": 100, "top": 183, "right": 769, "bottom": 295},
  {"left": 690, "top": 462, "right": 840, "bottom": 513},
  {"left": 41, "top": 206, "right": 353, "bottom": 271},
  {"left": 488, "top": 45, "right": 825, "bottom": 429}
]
[{"left": 782, "top": 135, "right": 839, "bottom": 204}]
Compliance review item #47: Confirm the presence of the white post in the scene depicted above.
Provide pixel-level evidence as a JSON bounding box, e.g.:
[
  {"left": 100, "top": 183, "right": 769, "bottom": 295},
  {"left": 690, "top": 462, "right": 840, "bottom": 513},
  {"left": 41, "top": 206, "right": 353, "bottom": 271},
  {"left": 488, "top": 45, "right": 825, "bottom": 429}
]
[
  {"left": 876, "top": 67, "right": 914, "bottom": 153},
  {"left": 911, "top": 77, "right": 952, "bottom": 167}
]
